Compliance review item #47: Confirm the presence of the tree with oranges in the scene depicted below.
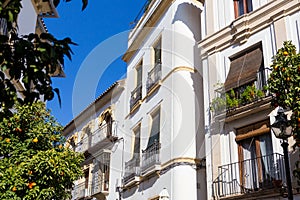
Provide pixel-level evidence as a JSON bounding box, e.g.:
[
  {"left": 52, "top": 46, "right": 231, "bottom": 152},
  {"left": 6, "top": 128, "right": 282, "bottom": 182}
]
[
  {"left": 268, "top": 41, "right": 300, "bottom": 184},
  {"left": 268, "top": 41, "right": 300, "bottom": 144},
  {"left": 0, "top": 102, "right": 84, "bottom": 199}
]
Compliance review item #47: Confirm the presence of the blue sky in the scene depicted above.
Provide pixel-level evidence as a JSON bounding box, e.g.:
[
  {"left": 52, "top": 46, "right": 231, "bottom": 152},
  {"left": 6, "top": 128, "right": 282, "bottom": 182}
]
[{"left": 44, "top": 1, "right": 146, "bottom": 126}]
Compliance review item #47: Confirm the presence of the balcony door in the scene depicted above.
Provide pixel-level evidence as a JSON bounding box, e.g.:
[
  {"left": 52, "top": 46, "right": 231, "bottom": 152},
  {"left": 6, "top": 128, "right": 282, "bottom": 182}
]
[{"left": 237, "top": 121, "right": 274, "bottom": 190}]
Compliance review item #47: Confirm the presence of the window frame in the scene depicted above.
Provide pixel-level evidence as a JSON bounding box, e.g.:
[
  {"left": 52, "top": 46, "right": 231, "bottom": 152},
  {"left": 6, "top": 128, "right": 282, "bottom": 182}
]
[
  {"left": 132, "top": 124, "right": 141, "bottom": 159},
  {"left": 234, "top": 0, "right": 253, "bottom": 18},
  {"left": 147, "top": 107, "right": 161, "bottom": 148},
  {"left": 135, "top": 60, "right": 143, "bottom": 87}
]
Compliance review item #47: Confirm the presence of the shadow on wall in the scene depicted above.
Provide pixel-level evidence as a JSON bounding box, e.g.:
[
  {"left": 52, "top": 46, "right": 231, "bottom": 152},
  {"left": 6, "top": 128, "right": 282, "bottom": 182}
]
[{"left": 172, "top": 2, "right": 202, "bottom": 42}]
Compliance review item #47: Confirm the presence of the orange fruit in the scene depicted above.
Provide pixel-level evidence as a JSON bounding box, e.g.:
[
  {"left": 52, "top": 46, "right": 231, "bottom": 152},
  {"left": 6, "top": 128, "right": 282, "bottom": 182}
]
[
  {"left": 28, "top": 182, "right": 36, "bottom": 189},
  {"left": 281, "top": 67, "right": 286, "bottom": 72},
  {"left": 274, "top": 65, "right": 279, "bottom": 70},
  {"left": 5, "top": 138, "right": 10, "bottom": 143},
  {"left": 32, "top": 138, "right": 38, "bottom": 143},
  {"left": 286, "top": 77, "right": 290, "bottom": 81},
  {"left": 283, "top": 51, "right": 288, "bottom": 56},
  {"left": 298, "top": 118, "right": 300, "bottom": 123},
  {"left": 12, "top": 186, "right": 17, "bottom": 192},
  {"left": 29, "top": 171, "right": 33, "bottom": 175},
  {"left": 15, "top": 128, "right": 22, "bottom": 133},
  {"left": 58, "top": 144, "right": 63, "bottom": 149}
]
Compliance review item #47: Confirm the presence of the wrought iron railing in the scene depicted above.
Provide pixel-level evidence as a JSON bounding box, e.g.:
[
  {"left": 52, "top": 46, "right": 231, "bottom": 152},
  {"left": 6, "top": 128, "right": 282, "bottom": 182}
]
[
  {"left": 73, "top": 182, "right": 91, "bottom": 200},
  {"left": 211, "top": 71, "right": 270, "bottom": 116},
  {"left": 124, "top": 157, "right": 140, "bottom": 183},
  {"left": 130, "top": 0, "right": 152, "bottom": 28},
  {"left": 147, "top": 62, "right": 162, "bottom": 92},
  {"left": 142, "top": 141, "right": 161, "bottom": 172},
  {"left": 212, "top": 153, "right": 285, "bottom": 198},
  {"left": 92, "top": 121, "right": 115, "bottom": 145},
  {"left": 75, "top": 121, "right": 115, "bottom": 152},
  {"left": 130, "top": 85, "right": 142, "bottom": 109},
  {"left": 0, "top": 18, "right": 8, "bottom": 36},
  {"left": 91, "top": 173, "right": 108, "bottom": 195}
]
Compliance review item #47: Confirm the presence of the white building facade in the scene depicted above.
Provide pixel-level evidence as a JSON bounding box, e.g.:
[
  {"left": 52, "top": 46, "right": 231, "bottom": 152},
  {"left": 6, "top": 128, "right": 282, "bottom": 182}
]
[
  {"left": 64, "top": 80, "right": 126, "bottom": 200},
  {"left": 200, "top": 0, "right": 300, "bottom": 199},
  {"left": 121, "top": 0, "right": 206, "bottom": 199},
  {"left": 66, "top": 0, "right": 300, "bottom": 200}
]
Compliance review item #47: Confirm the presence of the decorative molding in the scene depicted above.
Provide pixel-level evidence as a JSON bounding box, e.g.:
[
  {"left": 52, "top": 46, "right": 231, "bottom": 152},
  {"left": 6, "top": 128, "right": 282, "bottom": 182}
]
[
  {"left": 123, "top": 0, "right": 173, "bottom": 63},
  {"left": 122, "top": 157, "right": 202, "bottom": 190},
  {"left": 199, "top": 0, "right": 300, "bottom": 56}
]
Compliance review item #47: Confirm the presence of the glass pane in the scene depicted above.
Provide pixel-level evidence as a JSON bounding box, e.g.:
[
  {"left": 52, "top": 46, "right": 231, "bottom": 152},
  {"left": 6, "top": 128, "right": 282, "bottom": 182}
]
[
  {"left": 148, "top": 110, "right": 160, "bottom": 146},
  {"left": 238, "top": 0, "right": 244, "bottom": 15},
  {"left": 133, "top": 127, "right": 140, "bottom": 155},
  {"left": 154, "top": 41, "right": 161, "bottom": 64},
  {"left": 137, "top": 65, "right": 142, "bottom": 86},
  {"left": 247, "top": 0, "right": 253, "bottom": 13}
]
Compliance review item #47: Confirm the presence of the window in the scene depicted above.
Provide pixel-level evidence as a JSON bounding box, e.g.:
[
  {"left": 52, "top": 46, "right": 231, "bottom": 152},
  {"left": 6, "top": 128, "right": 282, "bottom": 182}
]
[
  {"left": 147, "top": 39, "right": 162, "bottom": 91},
  {"left": 130, "top": 62, "right": 143, "bottom": 108},
  {"left": 236, "top": 121, "right": 275, "bottom": 190},
  {"left": 147, "top": 108, "right": 160, "bottom": 147},
  {"left": 0, "top": 18, "right": 7, "bottom": 36},
  {"left": 91, "top": 152, "right": 111, "bottom": 195},
  {"left": 133, "top": 125, "right": 141, "bottom": 159},
  {"left": 141, "top": 108, "right": 161, "bottom": 171},
  {"left": 234, "top": 0, "right": 253, "bottom": 18},
  {"left": 136, "top": 61, "right": 143, "bottom": 87},
  {"left": 224, "top": 45, "right": 265, "bottom": 101},
  {"left": 84, "top": 169, "right": 89, "bottom": 190},
  {"left": 154, "top": 39, "right": 161, "bottom": 65}
]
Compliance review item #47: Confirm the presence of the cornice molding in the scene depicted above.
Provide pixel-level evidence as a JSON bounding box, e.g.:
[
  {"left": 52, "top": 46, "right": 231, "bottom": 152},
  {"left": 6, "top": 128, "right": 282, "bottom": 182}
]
[
  {"left": 122, "top": 0, "right": 173, "bottom": 63},
  {"left": 199, "top": 0, "right": 300, "bottom": 57}
]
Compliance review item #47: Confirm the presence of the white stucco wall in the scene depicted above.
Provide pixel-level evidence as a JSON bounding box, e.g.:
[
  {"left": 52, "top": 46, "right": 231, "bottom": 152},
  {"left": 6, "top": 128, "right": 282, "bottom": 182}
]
[
  {"left": 18, "top": 1, "right": 37, "bottom": 35},
  {"left": 123, "top": 0, "right": 205, "bottom": 199}
]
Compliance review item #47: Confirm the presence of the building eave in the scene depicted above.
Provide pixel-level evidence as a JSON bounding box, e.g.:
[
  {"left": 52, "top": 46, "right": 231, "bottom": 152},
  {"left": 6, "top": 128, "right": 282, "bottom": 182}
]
[
  {"left": 31, "top": 0, "right": 59, "bottom": 18},
  {"left": 63, "top": 79, "right": 126, "bottom": 135}
]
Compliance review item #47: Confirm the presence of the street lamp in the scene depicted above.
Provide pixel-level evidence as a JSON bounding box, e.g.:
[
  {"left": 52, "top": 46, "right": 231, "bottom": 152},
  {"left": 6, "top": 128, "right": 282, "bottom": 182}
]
[
  {"left": 271, "top": 107, "right": 293, "bottom": 200},
  {"left": 159, "top": 188, "right": 170, "bottom": 200}
]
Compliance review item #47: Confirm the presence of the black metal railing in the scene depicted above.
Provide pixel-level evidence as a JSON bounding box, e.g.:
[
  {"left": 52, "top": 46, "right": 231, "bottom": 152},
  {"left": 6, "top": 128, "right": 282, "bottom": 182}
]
[
  {"left": 147, "top": 62, "right": 162, "bottom": 92},
  {"left": 130, "top": 0, "right": 153, "bottom": 28},
  {"left": 130, "top": 85, "right": 142, "bottom": 109},
  {"left": 92, "top": 121, "right": 115, "bottom": 145},
  {"left": 124, "top": 157, "right": 140, "bottom": 183},
  {"left": 75, "top": 121, "right": 116, "bottom": 152},
  {"left": 0, "top": 18, "right": 8, "bottom": 36},
  {"left": 141, "top": 141, "right": 161, "bottom": 172},
  {"left": 212, "top": 153, "right": 285, "bottom": 198},
  {"left": 211, "top": 71, "right": 270, "bottom": 115}
]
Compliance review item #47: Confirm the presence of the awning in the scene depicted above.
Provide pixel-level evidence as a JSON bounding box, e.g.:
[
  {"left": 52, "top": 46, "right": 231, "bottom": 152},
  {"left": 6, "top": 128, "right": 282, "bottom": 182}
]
[{"left": 224, "top": 47, "right": 263, "bottom": 91}]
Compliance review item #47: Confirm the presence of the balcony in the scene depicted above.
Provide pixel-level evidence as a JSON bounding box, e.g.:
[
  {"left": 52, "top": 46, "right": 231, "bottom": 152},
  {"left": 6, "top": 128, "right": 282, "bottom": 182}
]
[
  {"left": 124, "top": 157, "right": 140, "bottom": 184},
  {"left": 91, "top": 174, "right": 109, "bottom": 198},
  {"left": 141, "top": 141, "right": 161, "bottom": 173},
  {"left": 147, "top": 62, "right": 162, "bottom": 92},
  {"left": 130, "top": 85, "right": 142, "bottom": 109},
  {"left": 0, "top": 18, "right": 8, "bottom": 36},
  {"left": 211, "top": 82, "right": 269, "bottom": 116},
  {"left": 75, "top": 121, "right": 116, "bottom": 153},
  {"left": 212, "top": 153, "right": 285, "bottom": 199},
  {"left": 73, "top": 182, "right": 91, "bottom": 200},
  {"left": 92, "top": 121, "right": 116, "bottom": 145}
]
